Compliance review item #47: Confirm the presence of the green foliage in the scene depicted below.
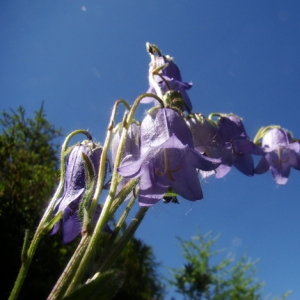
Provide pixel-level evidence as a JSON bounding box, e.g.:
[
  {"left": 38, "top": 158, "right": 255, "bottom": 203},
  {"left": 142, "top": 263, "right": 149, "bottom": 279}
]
[
  {"left": 63, "top": 270, "right": 125, "bottom": 300},
  {"left": 0, "top": 104, "right": 165, "bottom": 299},
  {"left": 0, "top": 104, "right": 61, "bottom": 225},
  {"left": 93, "top": 229, "right": 165, "bottom": 300},
  {"left": 168, "top": 231, "right": 291, "bottom": 300},
  {"left": 111, "top": 236, "right": 165, "bottom": 300},
  {"left": 0, "top": 104, "right": 67, "bottom": 299}
]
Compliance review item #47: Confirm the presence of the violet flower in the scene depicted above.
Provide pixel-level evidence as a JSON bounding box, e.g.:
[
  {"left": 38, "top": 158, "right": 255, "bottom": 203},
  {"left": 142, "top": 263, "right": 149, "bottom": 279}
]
[
  {"left": 111, "top": 122, "right": 140, "bottom": 165},
  {"left": 255, "top": 128, "right": 300, "bottom": 184},
  {"left": 215, "top": 114, "right": 263, "bottom": 177},
  {"left": 51, "top": 140, "right": 107, "bottom": 243},
  {"left": 142, "top": 43, "right": 193, "bottom": 112},
  {"left": 186, "top": 114, "right": 222, "bottom": 157},
  {"left": 118, "top": 108, "right": 220, "bottom": 206},
  {"left": 111, "top": 122, "right": 140, "bottom": 194}
]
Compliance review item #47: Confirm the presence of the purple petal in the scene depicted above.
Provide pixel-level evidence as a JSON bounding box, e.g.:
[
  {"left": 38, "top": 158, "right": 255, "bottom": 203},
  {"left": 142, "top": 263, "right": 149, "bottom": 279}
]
[
  {"left": 290, "top": 151, "right": 300, "bottom": 170},
  {"left": 233, "top": 153, "right": 255, "bottom": 176},
  {"left": 141, "top": 108, "right": 194, "bottom": 153},
  {"left": 215, "top": 165, "right": 231, "bottom": 178},
  {"left": 270, "top": 166, "right": 289, "bottom": 185},
  {"left": 62, "top": 208, "right": 81, "bottom": 244},
  {"left": 255, "top": 156, "right": 270, "bottom": 174}
]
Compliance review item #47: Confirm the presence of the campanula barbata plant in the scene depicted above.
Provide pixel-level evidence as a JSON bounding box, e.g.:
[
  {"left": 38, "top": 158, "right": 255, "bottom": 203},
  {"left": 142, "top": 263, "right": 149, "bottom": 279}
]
[{"left": 9, "top": 43, "right": 300, "bottom": 300}]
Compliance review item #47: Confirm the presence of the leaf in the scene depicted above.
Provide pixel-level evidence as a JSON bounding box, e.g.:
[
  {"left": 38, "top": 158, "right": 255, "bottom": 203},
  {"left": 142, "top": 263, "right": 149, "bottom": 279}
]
[{"left": 62, "top": 270, "right": 125, "bottom": 300}]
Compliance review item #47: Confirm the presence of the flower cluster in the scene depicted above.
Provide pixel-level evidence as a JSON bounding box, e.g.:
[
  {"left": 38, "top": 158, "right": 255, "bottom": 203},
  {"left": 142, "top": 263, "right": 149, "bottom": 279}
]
[
  {"left": 115, "top": 44, "right": 300, "bottom": 206},
  {"left": 50, "top": 43, "right": 300, "bottom": 242},
  {"left": 12, "top": 42, "right": 300, "bottom": 300}
]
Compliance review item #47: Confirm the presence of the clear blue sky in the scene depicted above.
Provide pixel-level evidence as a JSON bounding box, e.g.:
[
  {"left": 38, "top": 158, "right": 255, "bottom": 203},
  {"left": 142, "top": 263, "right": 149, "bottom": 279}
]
[{"left": 1, "top": 1, "right": 300, "bottom": 298}]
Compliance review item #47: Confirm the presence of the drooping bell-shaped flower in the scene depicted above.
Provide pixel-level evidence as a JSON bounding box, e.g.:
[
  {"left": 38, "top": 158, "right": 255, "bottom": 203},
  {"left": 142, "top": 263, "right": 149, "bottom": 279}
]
[
  {"left": 51, "top": 140, "right": 108, "bottom": 243},
  {"left": 118, "top": 108, "right": 220, "bottom": 206},
  {"left": 111, "top": 122, "right": 140, "bottom": 165},
  {"left": 215, "top": 114, "right": 263, "bottom": 177},
  {"left": 255, "top": 127, "right": 300, "bottom": 184},
  {"left": 111, "top": 122, "right": 140, "bottom": 195},
  {"left": 142, "top": 43, "right": 193, "bottom": 113},
  {"left": 186, "top": 114, "right": 222, "bottom": 156}
]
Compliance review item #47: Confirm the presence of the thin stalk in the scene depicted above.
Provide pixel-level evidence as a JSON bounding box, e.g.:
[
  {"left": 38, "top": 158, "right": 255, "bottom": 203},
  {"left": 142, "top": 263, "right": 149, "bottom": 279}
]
[
  {"left": 89, "top": 99, "right": 130, "bottom": 219},
  {"left": 61, "top": 100, "right": 130, "bottom": 296},
  {"left": 99, "top": 206, "right": 149, "bottom": 272},
  {"left": 46, "top": 235, "right": 91, "bottom": 300},
  {"left": 92, "top": 188, "right": 138, "bottom": 274},
  {"left": 64, "top": 93, "right": 157, "bottom": 296}
]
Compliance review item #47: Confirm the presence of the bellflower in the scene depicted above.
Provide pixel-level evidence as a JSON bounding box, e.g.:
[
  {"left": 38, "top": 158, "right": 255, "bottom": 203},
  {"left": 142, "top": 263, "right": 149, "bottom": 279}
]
[
  {"left": 118, "top": 108, "right": 220, "bottom": 206},
  {"left": 111, "top": 122, "right": 140, "bottom": 194},
  {"left": 215, "top": 114, "right": 263, "bottom": 177},
  {"left": 51, "top": 140, "right": 106, "bottom": 243},
  {"left": 142, "top": 43, "right": 193, "bottom": 112},
  {"left": 255, "top": 128, "right": 300, "bottom": 184},
  {"left": 186, "top": 114, "right": 222, "bottom": 156},
  {"left": 111, "top": 122, "right": 140, "bottom": 165}
]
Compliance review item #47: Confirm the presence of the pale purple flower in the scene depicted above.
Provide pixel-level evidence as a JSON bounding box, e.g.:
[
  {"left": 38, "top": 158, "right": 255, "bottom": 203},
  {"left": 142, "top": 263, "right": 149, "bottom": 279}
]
[
  {"left": 118, "top": 108, "right": 220, "bottom": 206},
  {"left": 142, "top": 43, "right": 193, "bottom": 112},
  {"left": 51, "top": 140, "right": 108, "bottom": 243},
  {"left": 255, "top": 128, "right": 300, "bottom": 184},
  {"left": 111, "top": 122, "right": 140, "bottom": 165},
  {"left": 111, "top": 122, "right": 140, "bottom": 195},
  {"left": 215, "top": 115, "right": 263, "bottom": 177},
  {"left": 186, "top": 114, "right": 222, "bottom": 156}
]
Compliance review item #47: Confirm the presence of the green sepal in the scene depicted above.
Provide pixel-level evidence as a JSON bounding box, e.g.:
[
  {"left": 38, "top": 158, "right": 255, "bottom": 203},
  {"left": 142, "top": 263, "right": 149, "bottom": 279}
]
[
  {"left": 110, "top": 178, "right": 139, "bottom": 214},
  {"left": 78, "top": 151, "right": 96, "bottom": 224},
  {"left": 163, "top": 90, "right": 186, "bottom": 112},
  {"left": 42, "top": 211, "right": 62, "bottom": 234},
  {"left": 253, "top": 125, "right": 281, "bottom": 145},
  {"left": 62, "top": 270, "right": 125, "bottom": 300}
]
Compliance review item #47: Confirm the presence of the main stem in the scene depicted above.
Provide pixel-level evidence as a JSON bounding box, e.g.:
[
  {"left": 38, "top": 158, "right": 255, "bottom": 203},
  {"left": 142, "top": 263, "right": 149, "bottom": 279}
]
[
  {"left": 64, "top": 93, "right": 158, "bottom": 296},
  {"left": 47, "top": 235, "right": 91, "bottom": 300}
]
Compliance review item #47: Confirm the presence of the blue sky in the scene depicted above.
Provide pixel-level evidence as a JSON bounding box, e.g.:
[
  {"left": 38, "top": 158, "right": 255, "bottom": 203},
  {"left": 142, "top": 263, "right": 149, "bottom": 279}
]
[{"left": 1, "top": 1, "right": 300, "bottom": 298}]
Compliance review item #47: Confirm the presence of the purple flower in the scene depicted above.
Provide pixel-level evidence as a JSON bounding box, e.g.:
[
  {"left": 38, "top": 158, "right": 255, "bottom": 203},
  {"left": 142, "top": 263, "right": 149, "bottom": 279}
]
[
  {"left": 111, "top": 122, "right": 140, "bottom": 195},
  {"left": 118, "top": 108, "right": 220, "bottom": 206},
  {"left": 255, "top": 128, "right": 300, "bottom": 184},
  {"left": 186, "top": 114, "right": 222, "bottom": 156},
  {"left": 142, "top": 43, "right": 193, "bottom": 112},
  {"left": 51, "top": 140, "right": 107, "bottom": 243},
  {"left": 215, "top": 114, "right": 263, "bottom": 177},
  {"left": 111, "top": 122, "right": 140, "bottom": 165}
]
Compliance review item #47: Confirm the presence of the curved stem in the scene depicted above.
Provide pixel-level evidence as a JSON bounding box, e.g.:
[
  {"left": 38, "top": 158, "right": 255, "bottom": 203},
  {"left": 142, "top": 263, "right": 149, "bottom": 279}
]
[
  {"left": 89, "top": 99, "right": 130, "bottom": 218},
  {"left": 63, "top": 93, "right": 156, "bottom": 296}
]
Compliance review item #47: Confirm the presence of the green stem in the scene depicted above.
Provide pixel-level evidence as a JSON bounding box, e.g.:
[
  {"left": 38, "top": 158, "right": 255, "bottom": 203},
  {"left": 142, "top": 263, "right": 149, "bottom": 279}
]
[
  {"left": 8, "top": 228, "right": 44, "bottom": 300},
  {"left": 59, "top": 100, "right": 129, "bottom": 296},
  {"left": 89, "top": 99, "right": 130, "bottom": 219},
  {"left": 63, "top": 93, "right": 154, "bottom": 296},
  {"left": 46, "top": 235, "right": 91, "bottom": 300},
  {"left": 125, "top": 93, "right": 164, "bottom": 125},
  {"left": 64, "top": 179, "right": 138, "bottom": 296},
  {"left": 92, "top": 188, "right": 138, "bottom": 274},
  {"left": 99, "top": 206, "right": 149, "bottom": 272}
]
